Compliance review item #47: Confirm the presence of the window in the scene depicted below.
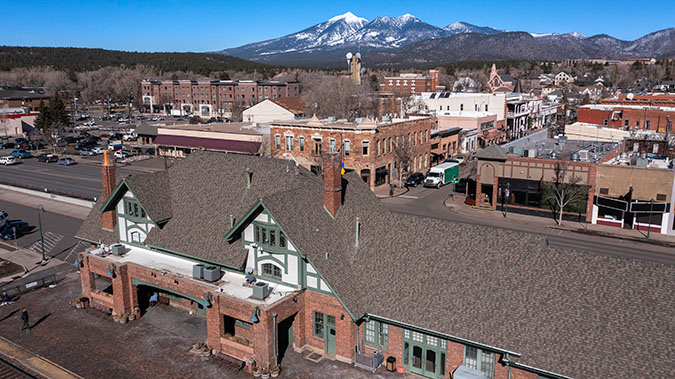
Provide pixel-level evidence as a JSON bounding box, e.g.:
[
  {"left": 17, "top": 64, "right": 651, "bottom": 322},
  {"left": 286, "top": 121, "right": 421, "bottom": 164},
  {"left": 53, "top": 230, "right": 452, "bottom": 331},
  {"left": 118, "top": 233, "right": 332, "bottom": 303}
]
[
  {"left": 285, "top": 135, "right": 293, "bottom": 150},
  {"left": 645, "top": 120, "right": 650, "bottom": 129},
  {"left": 124, "top": 199, "right": 146, "bottom": 219},
  {"left": 275, "top": 134, "right": 281, "bottom": 150},
  {"left": 464, "top": 346, "right": 495, "bottom": 379},
  {"left": 603, "top": 119, "right": 608, "bottom": 126},
  {"left": 460, "top": 104, "right": 464, "bottom": 111},
  {"left": 656, "top": 193, "right": 667, "bottom": 201},
  {"left": 299, "top": 136, "right": 305, "bottom": 152},
  {"left": 313, "top": 312, "right": 324, "bottom": 339},
  {"left": 362, "top": 141, "right": 369, "bottom": 155},
  {"left": 364, "top": 321, "right": 389, "bottom": 349},
  {"left": 344, "top": 140, "right": 350, "bottom": 156},
  {"left": 262, "top": 263, "right": 281, "bottom": 280},
  {"left": 636, "top": 121, "right": 640, "bottom": 127},
  {"left": 313, "top": 139, "right": 322, "bottom": 155},
  {"left": 599, "top": 188, "right": 609, "bottom": 195},
  {"left": 624, "top": 119, "right": 630, "bottom": 126},
  {"left": 330, "top": 138, "right": 336, "bottom": 153},
  {"left": 375, "top": 140, "right": 379, "bottom": 155}
]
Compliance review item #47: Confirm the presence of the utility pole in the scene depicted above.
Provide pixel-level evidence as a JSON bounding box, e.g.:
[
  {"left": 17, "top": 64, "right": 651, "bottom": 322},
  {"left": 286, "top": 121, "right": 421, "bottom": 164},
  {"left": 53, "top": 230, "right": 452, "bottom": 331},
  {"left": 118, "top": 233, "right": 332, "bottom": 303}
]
[{"left": 647, "top": 198, "right": 654, "bottom": 240}]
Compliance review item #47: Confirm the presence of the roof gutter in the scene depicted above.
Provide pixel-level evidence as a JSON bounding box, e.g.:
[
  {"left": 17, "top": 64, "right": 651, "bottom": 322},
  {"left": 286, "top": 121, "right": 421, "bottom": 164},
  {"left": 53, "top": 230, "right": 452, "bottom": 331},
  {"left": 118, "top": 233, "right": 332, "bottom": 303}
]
[
  {"left": 363, "top": 313, "right": 521, "bottom": 358},
  {"left": 499, "top": 357, "right": 571, "bottom": 379}
]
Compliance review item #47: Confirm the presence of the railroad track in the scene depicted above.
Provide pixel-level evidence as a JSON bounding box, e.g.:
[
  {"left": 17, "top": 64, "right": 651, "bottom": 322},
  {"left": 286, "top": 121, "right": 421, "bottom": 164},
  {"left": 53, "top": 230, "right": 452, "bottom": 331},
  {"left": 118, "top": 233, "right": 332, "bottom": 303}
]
[{"left": 0, "top": 355, "right": 37, "bottom": 379}]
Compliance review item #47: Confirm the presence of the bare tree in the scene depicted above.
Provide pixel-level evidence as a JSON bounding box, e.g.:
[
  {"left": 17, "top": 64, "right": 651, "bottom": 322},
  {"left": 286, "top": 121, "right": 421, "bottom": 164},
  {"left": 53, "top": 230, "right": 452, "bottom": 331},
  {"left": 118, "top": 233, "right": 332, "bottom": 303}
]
[
  {"left": 393, "top": 136, "right": 415, "bottom": 185},
  {"left": 542, "top": 159, "right": 588, "bottom": 225}
]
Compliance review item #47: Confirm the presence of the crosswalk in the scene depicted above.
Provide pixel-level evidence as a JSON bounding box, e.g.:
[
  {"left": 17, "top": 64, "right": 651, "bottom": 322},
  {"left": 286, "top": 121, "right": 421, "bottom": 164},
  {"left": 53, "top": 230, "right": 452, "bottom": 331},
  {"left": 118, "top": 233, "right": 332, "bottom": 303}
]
[{"left": 28, "top": 231, "right": 63, "bottom": 256}]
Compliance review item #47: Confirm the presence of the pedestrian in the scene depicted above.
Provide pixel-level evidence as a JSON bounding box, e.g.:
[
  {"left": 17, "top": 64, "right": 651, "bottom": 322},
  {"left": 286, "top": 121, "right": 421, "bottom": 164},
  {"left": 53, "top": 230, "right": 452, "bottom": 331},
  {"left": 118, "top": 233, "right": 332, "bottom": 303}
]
[
  {"left": 389, "top": 184, "right": 394, "bottom": 197},
  {"left": 20, "top": 308, "right": 30, "bottom": 331}
]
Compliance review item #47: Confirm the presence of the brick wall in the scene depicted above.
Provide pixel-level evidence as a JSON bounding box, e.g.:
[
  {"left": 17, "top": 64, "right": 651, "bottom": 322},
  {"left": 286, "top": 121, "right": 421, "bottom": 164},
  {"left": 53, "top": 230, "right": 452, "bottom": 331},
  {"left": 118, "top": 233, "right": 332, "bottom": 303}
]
[{"left": 578, "top": 106, "right": 675, "bottom": 131}]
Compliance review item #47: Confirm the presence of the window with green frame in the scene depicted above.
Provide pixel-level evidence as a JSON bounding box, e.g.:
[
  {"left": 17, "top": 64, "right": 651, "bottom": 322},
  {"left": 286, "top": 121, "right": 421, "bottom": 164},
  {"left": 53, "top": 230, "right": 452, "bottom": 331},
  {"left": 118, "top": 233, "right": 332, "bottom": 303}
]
[
  {"left": 364, "top": 321, "right": 388, "bottom": 349},
  {"left": 123, "top": 199, "right": 146, "bottom": 220},
  {"left": 464, "top": 346, "right": 495, "bottom": 379},
  {"left": 253, "top": 222, "right": 288, "bottom": 249},
  {"left": 262, "top": 263, "right": 282, "bottom": 280},
  {"left": 313, "top": 311, "right": 324, "bottom": 339}
]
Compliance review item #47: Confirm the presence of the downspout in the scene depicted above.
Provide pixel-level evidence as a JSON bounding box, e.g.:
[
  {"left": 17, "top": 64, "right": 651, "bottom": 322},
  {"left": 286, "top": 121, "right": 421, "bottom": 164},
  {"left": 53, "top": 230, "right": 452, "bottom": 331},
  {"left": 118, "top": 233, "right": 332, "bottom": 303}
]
[{"left": 273, "top": 313, "right": 278, "bottom": 366}]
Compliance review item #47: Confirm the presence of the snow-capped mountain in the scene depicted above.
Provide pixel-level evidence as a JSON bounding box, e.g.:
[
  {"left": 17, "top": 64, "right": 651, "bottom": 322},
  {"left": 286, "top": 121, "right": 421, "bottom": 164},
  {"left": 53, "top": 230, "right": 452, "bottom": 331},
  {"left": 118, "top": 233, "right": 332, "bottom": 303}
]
[
  {"left": 344, "top": 14, "right": 446, "bottom": 48},
  {"left": 217, "top": 13, "right": 675, "bottom": 67},
  {"left": 219, "top": 12, "right": 368, "bottom": 57},
  {"left": 444, "top": 21, "right": 503, "bottom": 35}
]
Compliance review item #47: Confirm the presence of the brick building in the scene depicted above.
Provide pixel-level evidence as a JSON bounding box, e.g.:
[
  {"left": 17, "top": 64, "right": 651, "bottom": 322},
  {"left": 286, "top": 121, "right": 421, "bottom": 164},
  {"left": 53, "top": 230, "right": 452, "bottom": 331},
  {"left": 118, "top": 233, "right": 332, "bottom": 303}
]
[
  {"left": 0, "top": 87, "right": 50, "bottom": 112},
  {"left": 140, "top": 80, "right": 300, "bottom": 119},
  {"left": 577, "top": 104, "right": 675, "bottom": 131},
  {"left": 74, "top": 149, "right": 673, "bottom": 379},
  {"left": 270, "top": 116, "right": 433, "bottom": 189},
  {"left": 599, "top": 93, "right": 675, "bottom": 107},
  {"left": 379, "top": 71, "right": 441, "bottom": 95}
]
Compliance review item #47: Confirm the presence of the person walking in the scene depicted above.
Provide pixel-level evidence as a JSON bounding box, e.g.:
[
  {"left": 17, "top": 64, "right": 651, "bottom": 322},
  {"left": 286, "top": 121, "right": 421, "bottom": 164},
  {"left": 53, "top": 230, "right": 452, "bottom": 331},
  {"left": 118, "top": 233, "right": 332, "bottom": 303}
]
[{"left": 20, "top": 308, "right": 30, "bottom": 331}]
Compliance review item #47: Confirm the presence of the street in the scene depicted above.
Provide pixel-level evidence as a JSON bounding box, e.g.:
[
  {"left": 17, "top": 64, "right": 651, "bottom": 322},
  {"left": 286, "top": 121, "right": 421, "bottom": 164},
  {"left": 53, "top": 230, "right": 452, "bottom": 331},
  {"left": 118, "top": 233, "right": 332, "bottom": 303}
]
[
  {"left": 0, "top": 199, "right": 85, "bottom": 264},
  {"left": 0, "top": 151, "right": 164, "bottom": 200}
]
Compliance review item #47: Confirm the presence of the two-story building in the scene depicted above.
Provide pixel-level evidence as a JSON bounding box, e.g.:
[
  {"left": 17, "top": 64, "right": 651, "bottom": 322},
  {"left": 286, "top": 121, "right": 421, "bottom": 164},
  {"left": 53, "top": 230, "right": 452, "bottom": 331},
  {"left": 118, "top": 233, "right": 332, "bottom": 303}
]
[
  {"left": 270, "top": 116, "right": 433, "bottom": 188},
  {"left": 74, "top": 150, "right": 673, "bottom": 379}
]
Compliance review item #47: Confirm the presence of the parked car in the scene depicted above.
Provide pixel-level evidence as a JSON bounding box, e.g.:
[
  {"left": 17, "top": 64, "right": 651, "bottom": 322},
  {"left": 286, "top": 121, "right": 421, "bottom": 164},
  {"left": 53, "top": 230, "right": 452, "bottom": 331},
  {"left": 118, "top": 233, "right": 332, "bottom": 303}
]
[
  {"left": 0, "top": 221, "right": 30, "bottom": 240},
  {"left": 58, "top": 158, "right": 76, "bottom": 165},
  {"left": 92, "top": 147, "right": 104, "bottom": 155},
  {"left": 79, "top": 149, "right": 96, "bottom": 156},
  {"left": 75, "top": 141, "right": 96, "bottom": 150},
  {"left": 404, "top": 172, "right": 426, "bottom": 187},
  {"left": 114, "top": 150, "right": 131, "bottom": 160},
  {"left": 37, "top": 153, "right": 59, "bottom": 163},
  {"left": 145, "top": 147, "right": 156, "bottom": 155},
  {"left": 0, "top": 211, "right": 8, "bottom": 230},
  {"left": 0, "top": 156, "right": 18, "bottom": 165},
  {"left": 10, "top": 149, "right": 31, "bottom": 159},
  {"left": 1, "top": 142, "right": 15, "bottom": 149}
]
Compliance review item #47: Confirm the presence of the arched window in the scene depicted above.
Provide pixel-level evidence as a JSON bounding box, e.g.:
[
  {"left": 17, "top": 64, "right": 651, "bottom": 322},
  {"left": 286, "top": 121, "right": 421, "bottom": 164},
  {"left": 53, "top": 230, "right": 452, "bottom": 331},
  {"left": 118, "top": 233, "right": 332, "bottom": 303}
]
[{"left": 262, "top": 263, "right": 282, "bottom": 280}]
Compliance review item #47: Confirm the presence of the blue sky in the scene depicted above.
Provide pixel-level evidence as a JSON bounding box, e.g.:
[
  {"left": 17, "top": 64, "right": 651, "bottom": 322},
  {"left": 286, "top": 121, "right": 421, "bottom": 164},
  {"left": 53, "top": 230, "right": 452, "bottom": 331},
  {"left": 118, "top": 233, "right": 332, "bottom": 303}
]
[{"left": 1, "top": 0, "right": 671, "bottom": 52}]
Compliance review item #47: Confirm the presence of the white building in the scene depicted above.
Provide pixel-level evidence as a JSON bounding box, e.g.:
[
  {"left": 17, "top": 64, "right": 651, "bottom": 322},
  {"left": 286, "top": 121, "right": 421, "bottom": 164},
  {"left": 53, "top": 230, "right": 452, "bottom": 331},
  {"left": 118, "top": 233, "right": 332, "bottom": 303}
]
[
  {"left": 242, "top": 98, "right": 304, "bottom": 124},
  {"left": 414, "top": 92, "right": 507, "bottom": 129}
]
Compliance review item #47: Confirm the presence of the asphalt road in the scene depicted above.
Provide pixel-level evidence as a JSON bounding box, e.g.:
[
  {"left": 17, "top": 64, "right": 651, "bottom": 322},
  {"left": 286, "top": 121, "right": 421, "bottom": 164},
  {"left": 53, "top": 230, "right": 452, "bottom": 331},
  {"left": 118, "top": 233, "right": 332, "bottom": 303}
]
[
  {"left": 0, "top": 151, "right": 155, "bottom": 200},
  {"left": 0, "top": 199, "right": 85, "bottom": 264},
  {"left": 382, "top": 182, "right": 675, "bottom": 265}
]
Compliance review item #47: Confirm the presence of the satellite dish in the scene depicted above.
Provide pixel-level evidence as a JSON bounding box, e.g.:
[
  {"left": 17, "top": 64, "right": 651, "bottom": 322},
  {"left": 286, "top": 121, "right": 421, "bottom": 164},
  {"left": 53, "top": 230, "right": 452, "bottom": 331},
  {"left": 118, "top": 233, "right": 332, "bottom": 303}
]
[
  {"left": 346, "top": 52, "right": 353, "bottom": 60},
  {"left": 627, "top": 93, "right": 634, "bottom": 100}
]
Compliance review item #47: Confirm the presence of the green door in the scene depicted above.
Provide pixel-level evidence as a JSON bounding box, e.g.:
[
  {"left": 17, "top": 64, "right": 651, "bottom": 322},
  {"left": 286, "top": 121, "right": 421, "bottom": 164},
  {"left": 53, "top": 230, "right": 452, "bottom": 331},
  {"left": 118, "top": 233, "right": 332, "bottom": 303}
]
[
  {"left": 406, "top": 342, "right": 445, "bottom": 378},
  {"left": 325, "top": 314, "right": 336, "bottom": 355}
]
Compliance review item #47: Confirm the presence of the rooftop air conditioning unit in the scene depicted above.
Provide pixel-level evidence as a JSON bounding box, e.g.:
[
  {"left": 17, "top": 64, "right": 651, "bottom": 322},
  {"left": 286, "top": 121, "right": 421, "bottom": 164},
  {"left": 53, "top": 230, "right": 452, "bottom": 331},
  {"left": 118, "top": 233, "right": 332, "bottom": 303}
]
[
  {"left": 203, "top": 266, "right": 221, "bottom": 282},
  {"left": 192, "top": 264, "right": 205, "bottom": 279},
  {"left": 578, "top": 150, "right": 589, "bottom": 161},
  {"left": 252, "top": 281, "right": 271, "bottom": 300},
  {"left": 111, "top": 244, "right": 125, "bottom": 256}
]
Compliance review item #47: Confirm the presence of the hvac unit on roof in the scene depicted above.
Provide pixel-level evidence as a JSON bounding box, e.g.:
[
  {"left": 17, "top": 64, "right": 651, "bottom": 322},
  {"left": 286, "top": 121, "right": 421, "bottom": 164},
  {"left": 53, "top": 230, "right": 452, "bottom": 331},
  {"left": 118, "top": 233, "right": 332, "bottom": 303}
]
[
  {"left": 252, "top": 281, "right": 271, "bottom": 300},
  {"left": 578, "top": 150, "right": 589, "bottom": 161}
]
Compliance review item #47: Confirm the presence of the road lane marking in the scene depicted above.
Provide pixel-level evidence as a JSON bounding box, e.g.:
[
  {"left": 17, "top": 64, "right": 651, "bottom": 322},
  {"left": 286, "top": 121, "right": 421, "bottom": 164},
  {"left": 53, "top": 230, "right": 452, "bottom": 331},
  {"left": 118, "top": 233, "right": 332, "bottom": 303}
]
[{"left": 399, "top": 195, "right": 419, "bottom": 199}]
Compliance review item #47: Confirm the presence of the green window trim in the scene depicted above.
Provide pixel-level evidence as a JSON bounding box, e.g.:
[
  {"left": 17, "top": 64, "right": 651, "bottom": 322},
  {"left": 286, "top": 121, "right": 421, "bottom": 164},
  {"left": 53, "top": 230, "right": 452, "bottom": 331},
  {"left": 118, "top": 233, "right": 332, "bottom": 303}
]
[
  {"left": 253, "top": 222, "right": 288, "bottom": 251},
  {"left": 313, "top": 311, "right": 324, "bottom": 339},
  {"left": 463, "top": 345, "right": 495, "bottom": 379},
  {"left": 123, "top": 198, "right": 147, "bottom": 222},
  {"left": 364, "top": 321, "right": 388, "bottom": 350},
  {"left": 261, "top": 262, "right": 282, "bottom": 280}
]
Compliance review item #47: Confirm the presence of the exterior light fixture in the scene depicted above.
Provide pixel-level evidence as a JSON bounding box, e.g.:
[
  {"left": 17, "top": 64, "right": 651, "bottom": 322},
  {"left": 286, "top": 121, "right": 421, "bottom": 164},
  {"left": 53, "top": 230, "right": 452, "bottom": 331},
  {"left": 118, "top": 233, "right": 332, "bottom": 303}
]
[{"left": 250, "top": 306, "right": 261, "bottom": 323}]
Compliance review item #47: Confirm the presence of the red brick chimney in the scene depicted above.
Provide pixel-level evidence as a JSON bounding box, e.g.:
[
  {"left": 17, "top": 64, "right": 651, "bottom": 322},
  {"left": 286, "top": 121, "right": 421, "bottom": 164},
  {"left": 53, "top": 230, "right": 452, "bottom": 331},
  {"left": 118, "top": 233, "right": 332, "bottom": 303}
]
[
  {"left": 322, "top": 152, "right": 342, "bottom": 217},
  {"left": 101, "top": 150, "right": 116, "bottom": 231}
]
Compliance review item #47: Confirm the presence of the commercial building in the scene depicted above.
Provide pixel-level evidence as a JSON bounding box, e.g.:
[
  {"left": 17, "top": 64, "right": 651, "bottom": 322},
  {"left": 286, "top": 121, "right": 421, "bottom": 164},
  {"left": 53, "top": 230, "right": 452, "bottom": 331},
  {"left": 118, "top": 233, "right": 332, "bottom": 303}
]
[
  {"left": 270, "top": 116, "right": 433, "bottom": 189},
  {"left": 436, "top": 111, "right": 504, "bottom": 149},
  {"left": 242, "top": 97, "right": 304, "bottom": 124},
  {"left": 153, "top": 122, "right": 268, "bottom": 158},
  {"left": 140, "top": 80, "right": 300, "bottom": 119},
  {"left": 0, "top": 87, "right": 50, "bottom": 112},
  {"left": 0, "top": 108, "right": 37, "bottom": 137},
  {"left": 379, "top": 70, "right": 441, "bottom": 95},
  {"left": 74, "top": 150, "right": 673, "bottom": 379},
  {"left": 577, "top": 103, "right": 675, "bottom": 131},
  {"left": 417, "top": 92, "right": 507, "bottom": 130}
]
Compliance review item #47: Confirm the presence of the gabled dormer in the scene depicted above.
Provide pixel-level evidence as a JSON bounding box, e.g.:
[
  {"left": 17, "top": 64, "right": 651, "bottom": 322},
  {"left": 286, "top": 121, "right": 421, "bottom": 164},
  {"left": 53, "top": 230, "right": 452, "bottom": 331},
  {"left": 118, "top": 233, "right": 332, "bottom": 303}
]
[{"left": 100, "top": 172, "right": 172, "bottom": 247}]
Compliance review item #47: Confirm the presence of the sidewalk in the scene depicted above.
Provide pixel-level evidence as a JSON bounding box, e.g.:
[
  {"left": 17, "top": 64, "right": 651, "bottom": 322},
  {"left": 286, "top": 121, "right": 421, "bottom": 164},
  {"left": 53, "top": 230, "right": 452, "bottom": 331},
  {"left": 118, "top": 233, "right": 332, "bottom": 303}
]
[
  {"left": 444, "top": 196, "right": 675, "bottom": 247},
  {"left": 0, "top": 336, "right": 82, "bottom": 379},
  {"left": 373, "top": 185, "right": 409, "bottom": 198},
  {"left": 0, "top": 246, "right": 69, "bottom": 283},
  {"left": 0, "top": 187, "right": 91, "bottom": 220}
]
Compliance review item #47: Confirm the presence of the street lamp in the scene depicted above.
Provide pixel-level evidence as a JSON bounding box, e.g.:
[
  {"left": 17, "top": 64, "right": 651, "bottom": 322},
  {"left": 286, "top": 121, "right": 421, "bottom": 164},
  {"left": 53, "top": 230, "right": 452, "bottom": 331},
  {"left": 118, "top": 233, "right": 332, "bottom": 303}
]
[
  {"left": 282, "top": 152, "right": 299, "bottom": 166},
  {"left": 37, "top": 205, "right": 47, "bottom": 265}
]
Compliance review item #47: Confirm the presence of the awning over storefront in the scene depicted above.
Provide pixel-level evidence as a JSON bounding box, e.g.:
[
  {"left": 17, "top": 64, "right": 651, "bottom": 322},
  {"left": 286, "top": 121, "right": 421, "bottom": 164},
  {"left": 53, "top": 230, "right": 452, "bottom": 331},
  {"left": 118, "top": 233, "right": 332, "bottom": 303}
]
[{"left": 154, "top": 135, "right": 261, "bottom": 154}]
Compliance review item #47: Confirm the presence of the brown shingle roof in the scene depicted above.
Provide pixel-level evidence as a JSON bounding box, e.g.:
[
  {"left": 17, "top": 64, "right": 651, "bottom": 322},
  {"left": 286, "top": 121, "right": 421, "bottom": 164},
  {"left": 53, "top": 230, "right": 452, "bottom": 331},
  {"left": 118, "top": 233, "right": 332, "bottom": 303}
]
[{"left": 271, "top": 97, "right": 305, "bottom": 115}]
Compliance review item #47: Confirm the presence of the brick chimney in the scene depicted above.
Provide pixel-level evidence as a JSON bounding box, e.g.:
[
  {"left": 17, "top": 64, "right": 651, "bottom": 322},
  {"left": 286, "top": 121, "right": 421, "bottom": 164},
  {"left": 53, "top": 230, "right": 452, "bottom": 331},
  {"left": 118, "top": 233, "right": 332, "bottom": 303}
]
[
  {"left": 322, "top": 152, "right": 342, "bottom": 217},
  {"left": 101, "top": 150, "right": 116, "bottom": 231}
]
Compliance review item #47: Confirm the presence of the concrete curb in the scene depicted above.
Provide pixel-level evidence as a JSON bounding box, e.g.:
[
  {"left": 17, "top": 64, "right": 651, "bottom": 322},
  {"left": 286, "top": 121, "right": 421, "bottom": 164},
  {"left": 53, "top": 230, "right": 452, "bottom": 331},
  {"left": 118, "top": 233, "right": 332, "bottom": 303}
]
[
  {"left": 0, "top": 336, "right": 84, "bottom": 379},
  {"left": 549, "top": 226, "right": 675, "bottom": 248},
  {"left": 0, "top": 185, "right": 95, "bottom": 208}
]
